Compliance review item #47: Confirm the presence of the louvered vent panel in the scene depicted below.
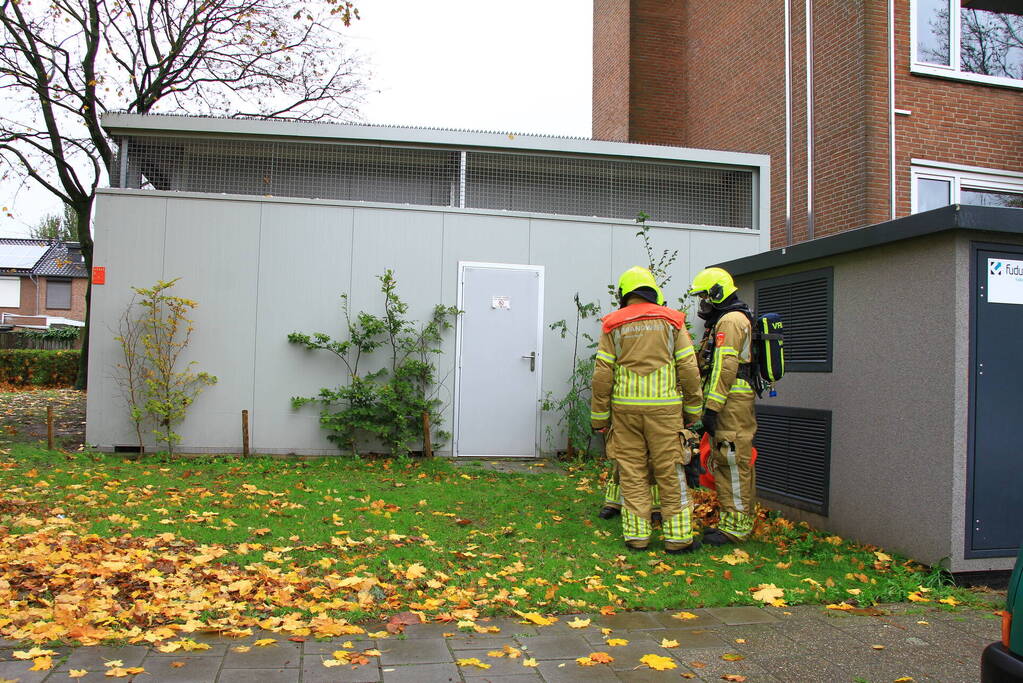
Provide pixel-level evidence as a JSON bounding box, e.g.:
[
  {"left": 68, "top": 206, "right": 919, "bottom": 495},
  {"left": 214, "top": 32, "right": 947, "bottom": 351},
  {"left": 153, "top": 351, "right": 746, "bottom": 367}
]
[
  {"left": 755, "top": 268, "right": 833, "bottom": 371},
  {"left": 754, "top": 406, "right": 831, "bottom": 515}
]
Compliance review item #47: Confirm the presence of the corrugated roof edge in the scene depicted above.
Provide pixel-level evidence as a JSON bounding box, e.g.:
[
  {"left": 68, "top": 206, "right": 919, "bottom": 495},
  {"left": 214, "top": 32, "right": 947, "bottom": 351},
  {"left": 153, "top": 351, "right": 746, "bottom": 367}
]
[
  {"left": 100, "top": 113, "right": 770, "bottom": 168},
  {"left": 105, "top": 111, "right": 592, "bottom": 141},
  {"left": 716, "top": 205, "right": 1023, "bottom": 276}
]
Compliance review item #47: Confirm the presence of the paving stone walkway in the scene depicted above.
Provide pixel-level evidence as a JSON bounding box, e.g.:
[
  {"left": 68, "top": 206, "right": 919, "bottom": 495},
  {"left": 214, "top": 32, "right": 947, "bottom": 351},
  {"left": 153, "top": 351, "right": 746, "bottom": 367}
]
[{"left": 0, "top": 603, "right": 1000, "bottom": 682}]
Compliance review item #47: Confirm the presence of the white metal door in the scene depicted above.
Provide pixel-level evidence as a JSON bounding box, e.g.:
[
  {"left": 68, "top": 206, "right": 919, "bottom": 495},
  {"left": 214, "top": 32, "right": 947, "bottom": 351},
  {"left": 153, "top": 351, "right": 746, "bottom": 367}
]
[{"left": 455, "top": 262, "right": 544, "bottom": 457}]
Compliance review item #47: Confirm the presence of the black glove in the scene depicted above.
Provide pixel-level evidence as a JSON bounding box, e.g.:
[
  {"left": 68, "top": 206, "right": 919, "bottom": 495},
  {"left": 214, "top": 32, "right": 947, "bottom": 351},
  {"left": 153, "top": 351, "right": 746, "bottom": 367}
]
[
  {"left": 684, "top": 459, "right": 705, "bottom": 489},
  {"left": 702, "top": 409, "right": 718, "bottom": 437}
]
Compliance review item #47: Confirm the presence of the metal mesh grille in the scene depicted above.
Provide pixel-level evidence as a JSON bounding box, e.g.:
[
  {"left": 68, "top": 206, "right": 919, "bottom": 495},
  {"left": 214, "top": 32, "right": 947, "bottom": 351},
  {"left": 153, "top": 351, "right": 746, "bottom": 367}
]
[
  {"left": 466, "top": 152, "right": 752, "bottom": 227},
  {"left": 114, "top": 134, "right": 755, "bottom": 229},
  {"left": 119, "top": 136, "right": 459, "bottom": 207}
]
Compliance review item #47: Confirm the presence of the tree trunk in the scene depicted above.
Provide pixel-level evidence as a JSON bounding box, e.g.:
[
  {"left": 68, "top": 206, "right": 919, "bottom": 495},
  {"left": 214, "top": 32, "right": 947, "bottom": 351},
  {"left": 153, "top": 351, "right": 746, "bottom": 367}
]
[{"left": 74, "top": 203, "right": 93, "bottom": 390}]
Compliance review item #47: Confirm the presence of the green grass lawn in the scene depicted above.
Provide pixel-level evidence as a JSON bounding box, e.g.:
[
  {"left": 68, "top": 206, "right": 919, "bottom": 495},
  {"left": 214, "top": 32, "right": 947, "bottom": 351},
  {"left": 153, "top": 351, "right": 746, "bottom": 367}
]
[{"left": 0, "top": 441, "right": 977, "bottom": 646}]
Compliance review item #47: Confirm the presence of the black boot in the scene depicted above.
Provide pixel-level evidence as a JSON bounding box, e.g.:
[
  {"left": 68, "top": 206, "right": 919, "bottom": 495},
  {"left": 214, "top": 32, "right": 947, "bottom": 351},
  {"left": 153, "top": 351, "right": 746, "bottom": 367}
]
[
  {"left": 651, "top": 511, "right": 663, "bottom": 527},
  {"left": 702, "top": 528, "right": 734, "bottom": 546},
  {"left": 598, "top": 506, "right": 620, "bottom": 519},
  {"left": 666, "top": 539, "right": 702, "bottom": 555}
]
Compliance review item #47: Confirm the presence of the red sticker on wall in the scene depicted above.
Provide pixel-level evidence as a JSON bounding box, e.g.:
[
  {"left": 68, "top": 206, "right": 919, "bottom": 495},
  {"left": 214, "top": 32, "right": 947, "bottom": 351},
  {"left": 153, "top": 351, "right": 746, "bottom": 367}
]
[{"left": 92, "top": 266, "right": 106, "bottom": 285}]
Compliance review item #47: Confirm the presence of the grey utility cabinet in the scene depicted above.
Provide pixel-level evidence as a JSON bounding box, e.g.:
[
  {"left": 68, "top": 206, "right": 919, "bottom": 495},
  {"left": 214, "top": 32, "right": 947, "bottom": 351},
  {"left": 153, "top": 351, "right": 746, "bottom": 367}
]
[{"left": 718, "top": 205, "right": 1023, "bottom": 573}]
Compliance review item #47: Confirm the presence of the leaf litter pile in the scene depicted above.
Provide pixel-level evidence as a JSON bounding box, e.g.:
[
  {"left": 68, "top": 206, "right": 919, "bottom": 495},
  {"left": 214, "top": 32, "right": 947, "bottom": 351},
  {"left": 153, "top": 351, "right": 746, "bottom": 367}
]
[{"left": 0, "top": 441, "right": 973, "bottom": 661}]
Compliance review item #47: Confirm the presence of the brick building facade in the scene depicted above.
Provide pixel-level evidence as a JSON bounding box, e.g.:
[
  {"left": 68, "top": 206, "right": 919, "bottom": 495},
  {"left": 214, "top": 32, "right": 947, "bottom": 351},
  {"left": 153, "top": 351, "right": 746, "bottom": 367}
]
[{"left": 593, "top": 0, "right": 1023, "bottom": 247}]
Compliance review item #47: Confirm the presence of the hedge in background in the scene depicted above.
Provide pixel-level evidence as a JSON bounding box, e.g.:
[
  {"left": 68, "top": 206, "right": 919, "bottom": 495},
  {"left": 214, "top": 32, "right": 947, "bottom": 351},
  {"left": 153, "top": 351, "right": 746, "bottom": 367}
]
[{"left": 0, "top": 350, "right": 80, "bottom": 387}]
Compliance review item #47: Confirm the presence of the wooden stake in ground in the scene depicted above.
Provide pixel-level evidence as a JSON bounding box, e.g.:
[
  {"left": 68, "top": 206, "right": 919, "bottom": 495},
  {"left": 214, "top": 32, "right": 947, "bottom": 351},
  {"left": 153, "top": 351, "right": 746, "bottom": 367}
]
[
  {"left": 242, "top": 410, "right": 250, "bottom": 456},
  {"left": 46, "top": 405, "right": 54, "bottom": 450},
  {"left": 422, "top": 411, "right": 433, "bottom": 458}
]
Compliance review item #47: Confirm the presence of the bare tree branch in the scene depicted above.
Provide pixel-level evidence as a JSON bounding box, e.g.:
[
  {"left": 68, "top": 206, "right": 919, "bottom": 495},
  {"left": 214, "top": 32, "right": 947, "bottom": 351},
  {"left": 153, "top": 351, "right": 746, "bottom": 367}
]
[{"left": 0, "top": 0, "right": 364, "bottom": 388}]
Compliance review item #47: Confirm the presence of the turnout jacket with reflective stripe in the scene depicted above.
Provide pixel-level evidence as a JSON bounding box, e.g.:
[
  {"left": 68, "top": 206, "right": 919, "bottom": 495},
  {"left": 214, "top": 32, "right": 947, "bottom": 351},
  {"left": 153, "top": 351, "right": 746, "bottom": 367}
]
[
  {"left": 700, "top": 310, "right": 753, "bottom": 412},
  {"left": 590, "top": 303, "right": 703, "bottom": 427}
]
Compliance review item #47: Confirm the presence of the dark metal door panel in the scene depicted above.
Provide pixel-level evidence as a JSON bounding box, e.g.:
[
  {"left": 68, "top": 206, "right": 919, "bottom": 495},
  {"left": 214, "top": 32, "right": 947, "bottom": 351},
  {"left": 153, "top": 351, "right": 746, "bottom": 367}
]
[{"left": 969, "top": 246, "right": 1023, "bottom": 557}]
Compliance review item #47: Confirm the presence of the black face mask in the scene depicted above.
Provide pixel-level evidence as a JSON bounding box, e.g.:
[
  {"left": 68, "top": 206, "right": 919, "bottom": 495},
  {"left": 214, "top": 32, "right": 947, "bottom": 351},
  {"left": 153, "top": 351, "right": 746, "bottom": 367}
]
[
  {"left": 697, "top": 298, "right": 715, "bottom": 320},
  {"left": 699, "top": 293, "right": 753, "bottom": 331}
]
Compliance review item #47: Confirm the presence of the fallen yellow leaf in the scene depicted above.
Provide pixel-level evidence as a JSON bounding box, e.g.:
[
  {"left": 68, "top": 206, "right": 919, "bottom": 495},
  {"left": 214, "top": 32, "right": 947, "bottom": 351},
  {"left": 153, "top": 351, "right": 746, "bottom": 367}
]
[
  {"left": 606, "top": 638, "right": 629, "bottom": 646},
  {"left": 253, "top": 638, "right": 277, "bottom": 647},
  {"left": 69, "top": 670, "right": 89, "bottom": 679},
  {"left": 639, "top": 653, "right": 677, "bottom": 670},
  {"left": 30, "top": 656, "right": 54, "bottom": 671},
  {"left": 718, "top": 548, "right": 751, "bottom": 565},
  {"left": 672, "top": 611, "right": 698, "bottom": 620},
  {"left": 513, "top": 610, "right": 557, "bottom": 626},
  {"left": 13, "top": 648, "right": 58, "bottom": 660},
  {"left": 522, "top": 657, "right": 538, "bottom": 667},
  {"left": 939, "top": 596, "right": 961, "bottom": 606},
  {"left": 457, "top": 657, "right": 491, "bottom": 669},
  {"left": 403, "top": 563, "right": 427, "bottom": 580},
  {"left": 567, "top": 617, "right": 591, "bottom": 629},
  {"left": 660, "top": 638, "right": 679, "bottom": 648},
  {"left": 750, "top": 583, "right": 786, "bottom": 606}
]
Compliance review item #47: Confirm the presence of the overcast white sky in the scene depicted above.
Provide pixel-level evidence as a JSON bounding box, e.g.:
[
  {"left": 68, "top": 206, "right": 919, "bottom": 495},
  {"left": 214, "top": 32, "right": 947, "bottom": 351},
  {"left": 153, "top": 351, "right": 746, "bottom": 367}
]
[{"left": 0, "top": 0, "right": 593, "bottom": 238}]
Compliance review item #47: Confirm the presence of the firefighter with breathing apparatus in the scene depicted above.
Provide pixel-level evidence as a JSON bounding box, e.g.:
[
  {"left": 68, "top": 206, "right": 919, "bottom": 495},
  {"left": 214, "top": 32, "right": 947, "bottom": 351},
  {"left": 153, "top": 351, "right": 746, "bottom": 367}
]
[
  {"left": 590, "top": 267, "right": 704, "bottom": 553},
  {"left": 688, "top": 267, "right": 758, "bottom": 545}
]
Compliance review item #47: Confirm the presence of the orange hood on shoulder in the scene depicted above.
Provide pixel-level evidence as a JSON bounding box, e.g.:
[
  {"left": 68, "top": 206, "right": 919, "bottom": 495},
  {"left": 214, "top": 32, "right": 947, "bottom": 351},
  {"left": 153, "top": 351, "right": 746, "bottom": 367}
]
[{"left": 601, "top": 302, "right": 685, "bottom": 333}]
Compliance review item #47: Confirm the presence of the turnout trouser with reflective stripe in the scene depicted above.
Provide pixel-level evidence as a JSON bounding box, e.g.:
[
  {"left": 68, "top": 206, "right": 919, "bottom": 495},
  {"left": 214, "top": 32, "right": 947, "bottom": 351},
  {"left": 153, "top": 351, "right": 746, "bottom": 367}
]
[
  {"left": 602, "top": 461, "right": 660, "bottom": 511},
  {"left": 708, "top": 392, "right": 757, "bottom": 541},
  {"left": 608, "top": 408, "right": 695, "bottom": 550}
]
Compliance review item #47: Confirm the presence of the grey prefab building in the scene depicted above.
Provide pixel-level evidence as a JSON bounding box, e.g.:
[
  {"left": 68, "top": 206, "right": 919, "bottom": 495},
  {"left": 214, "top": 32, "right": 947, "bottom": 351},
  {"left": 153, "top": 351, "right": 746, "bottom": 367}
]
[
  {"left": 87, "top": 114, "right": 769, "bottom": 458},
  {"left": 718, "top": 205, "right": 1023, "bottom": 573}
]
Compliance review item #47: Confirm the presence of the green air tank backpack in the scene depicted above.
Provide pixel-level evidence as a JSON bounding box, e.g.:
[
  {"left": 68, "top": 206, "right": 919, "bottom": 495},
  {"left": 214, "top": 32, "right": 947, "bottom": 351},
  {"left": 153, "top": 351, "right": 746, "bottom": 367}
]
[{"left": 752, "top": 312, "right": 784, "bottom": 389}]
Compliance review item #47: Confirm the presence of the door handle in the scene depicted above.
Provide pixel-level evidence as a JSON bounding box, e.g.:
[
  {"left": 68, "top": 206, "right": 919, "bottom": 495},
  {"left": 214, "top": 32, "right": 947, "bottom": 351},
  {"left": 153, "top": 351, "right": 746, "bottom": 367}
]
[{"left": 521, "top": 351, "right": 536, "bottom": 372}]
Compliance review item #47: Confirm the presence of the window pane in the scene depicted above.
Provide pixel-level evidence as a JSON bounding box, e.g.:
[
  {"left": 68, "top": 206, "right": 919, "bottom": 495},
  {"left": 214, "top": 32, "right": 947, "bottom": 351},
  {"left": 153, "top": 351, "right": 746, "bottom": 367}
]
[
  {"left": 960, "top": 187, "right": 1023, "bottom": 208},
  {"left": 918, "top": 0, "right": 952, "bottom": 65},
  {"left": 46, "top": 280, "right": 71, "bottom": 309},
  {"left": 960, "top": 7, "right": 1023, "bottom": 79},
  {"left": 917, "top": 178, "right": 952, "bottom": 212}
]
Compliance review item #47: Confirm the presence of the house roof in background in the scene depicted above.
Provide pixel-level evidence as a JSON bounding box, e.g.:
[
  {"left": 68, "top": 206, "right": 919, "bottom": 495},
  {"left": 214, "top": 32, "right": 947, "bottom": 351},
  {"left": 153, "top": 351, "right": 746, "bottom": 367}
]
[
  {"left": 0, "top": 239, "right": 49, "bottom": 273},
  {"left": 34, "top": 242, "right": 88, "bottom": 278},
  {"left": 0, "top": 238, "right": 88, "bottom": 277}
]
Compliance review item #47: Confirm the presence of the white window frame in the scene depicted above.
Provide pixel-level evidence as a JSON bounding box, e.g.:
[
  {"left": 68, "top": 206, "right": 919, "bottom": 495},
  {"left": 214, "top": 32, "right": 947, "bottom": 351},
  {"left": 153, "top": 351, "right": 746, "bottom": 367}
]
[
  {"left": 0, "top": 276, "right": 20, "bottom": 308},
  {"left": 910, "top": 0, "right": 1023, "bottom": 90},
  {"left": 911, "top": 160, "right": 1023, "bottom": 213}
]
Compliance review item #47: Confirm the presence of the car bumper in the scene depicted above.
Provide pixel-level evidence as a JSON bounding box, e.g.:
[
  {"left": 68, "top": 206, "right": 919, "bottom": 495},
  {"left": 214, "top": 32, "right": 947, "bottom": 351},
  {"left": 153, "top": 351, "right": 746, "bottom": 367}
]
[{"left": 982, "top": 642, "right": 1023, "bottom": 682}]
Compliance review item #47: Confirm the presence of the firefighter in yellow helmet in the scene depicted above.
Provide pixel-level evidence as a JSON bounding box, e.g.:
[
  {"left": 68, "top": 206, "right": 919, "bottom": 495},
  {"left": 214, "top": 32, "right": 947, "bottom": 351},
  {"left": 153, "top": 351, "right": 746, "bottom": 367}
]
[
  {"left": 590, "top": 267, "right": 704, "bottom": 552},
  {"left": 689, "top": 267, "right": 757, "bottom": 545}
]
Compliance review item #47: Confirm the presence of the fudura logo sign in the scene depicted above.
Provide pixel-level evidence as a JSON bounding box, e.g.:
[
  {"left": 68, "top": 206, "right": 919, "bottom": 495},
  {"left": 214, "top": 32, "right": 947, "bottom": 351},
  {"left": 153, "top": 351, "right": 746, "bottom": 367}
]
[{"left": 987, "top": 257, "right": 1023, "bottom": 305}]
